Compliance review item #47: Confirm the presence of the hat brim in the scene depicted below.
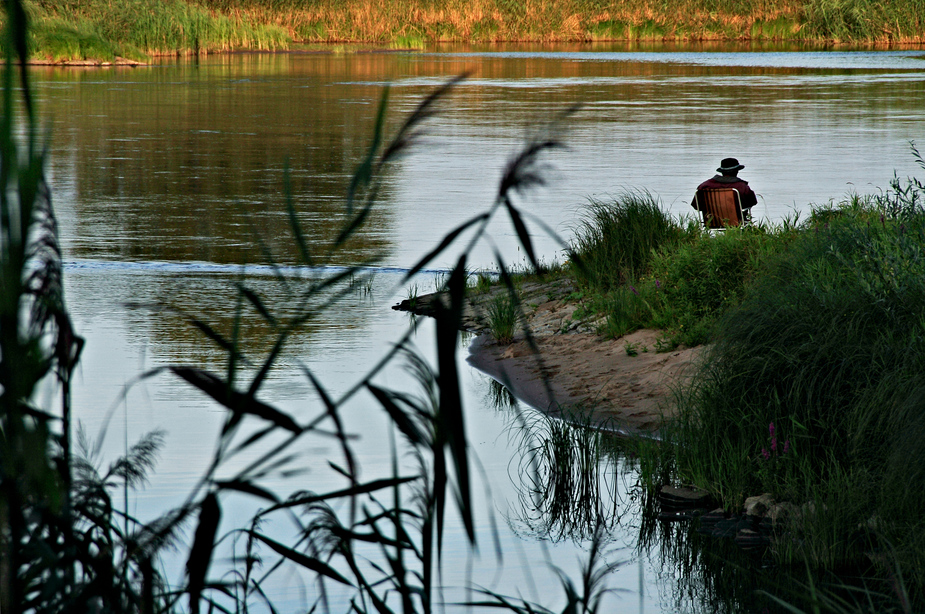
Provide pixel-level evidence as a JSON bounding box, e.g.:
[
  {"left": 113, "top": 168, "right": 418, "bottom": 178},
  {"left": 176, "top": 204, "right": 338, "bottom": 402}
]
[{"left": 717, "top": 164, "right": 745, "bottom": 172}]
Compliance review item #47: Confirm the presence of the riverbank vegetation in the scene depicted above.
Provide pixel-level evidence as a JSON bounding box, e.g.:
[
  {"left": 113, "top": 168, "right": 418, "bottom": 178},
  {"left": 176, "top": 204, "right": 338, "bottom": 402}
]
[
  {"left": 11, "top": 0, "right": 925, "bottom": 63},
  {"left": 569, "top": 192, "right": 800, "bottom": 348},
  {"left": 566, "top": 158, "right": 925, "bottom": 610},
  {"left": 23, "top": 0, "right": 289, "bottom": 62},
  {"left": 3, "top": 4, "right": 622, "bottom": 607},
  {"left": 5, "top": 0, "right": 925, "bottom": 604}
]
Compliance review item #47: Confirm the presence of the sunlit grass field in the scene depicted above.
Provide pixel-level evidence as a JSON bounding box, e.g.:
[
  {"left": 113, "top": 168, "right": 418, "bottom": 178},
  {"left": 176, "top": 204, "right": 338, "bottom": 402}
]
[{"left": 15, "top": 0, "right": 925, "bottom": 63}]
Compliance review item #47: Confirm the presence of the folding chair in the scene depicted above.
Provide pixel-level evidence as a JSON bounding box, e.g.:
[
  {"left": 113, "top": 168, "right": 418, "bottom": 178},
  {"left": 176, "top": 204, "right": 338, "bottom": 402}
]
[{"left": 694, "top": 188, "right": 745, "bottom": 229}]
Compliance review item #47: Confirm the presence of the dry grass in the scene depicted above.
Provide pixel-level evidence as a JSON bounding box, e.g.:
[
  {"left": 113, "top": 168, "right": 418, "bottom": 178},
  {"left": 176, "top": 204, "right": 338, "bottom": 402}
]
[
  {"left": 202, "top": 0, "right": 815, "bottom": 43},
  {"left": 19, "top": 0, "right": 925, "bottom": 60}
]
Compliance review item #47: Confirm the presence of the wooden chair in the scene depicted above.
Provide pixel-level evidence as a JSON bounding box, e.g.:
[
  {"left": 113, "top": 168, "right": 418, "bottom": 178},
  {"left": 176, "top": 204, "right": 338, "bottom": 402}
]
[{"left": 694, "top": 188, "right": 745, "bottom": 229}]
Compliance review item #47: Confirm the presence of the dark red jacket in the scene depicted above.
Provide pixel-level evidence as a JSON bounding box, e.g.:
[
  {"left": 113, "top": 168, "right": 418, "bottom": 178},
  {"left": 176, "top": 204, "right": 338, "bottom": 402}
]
[{"left": 691, "top": 175, "right": 758, "bottom": 210}]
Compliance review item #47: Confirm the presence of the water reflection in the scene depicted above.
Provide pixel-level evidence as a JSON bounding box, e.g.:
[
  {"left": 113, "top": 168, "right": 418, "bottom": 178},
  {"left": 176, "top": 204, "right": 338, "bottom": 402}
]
[
  {"left": 68, "top": 262, "right": 389, "bottom": 372},
  {"left": 484, "top": 375, "right": 809, "bottom": 613},
  {"left": 639, "top": 516, "right": 794, "bottom": 614},
  {"left": 40, "top": 56, "right": 399, "bottom": 266},
  {"left": 42, "top": 47, "right": 925, "bottom": 612},
  {"left": 483, "top": 378, "right": 635, "bottom": 542},
  {"left": 41, "top": 48, "right": 925, "bottom": 275}
]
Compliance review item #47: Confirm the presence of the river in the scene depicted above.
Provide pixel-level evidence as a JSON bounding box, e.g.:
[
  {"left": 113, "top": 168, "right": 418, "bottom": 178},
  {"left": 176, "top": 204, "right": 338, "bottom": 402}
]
[{"left": 36, "top": 44, "right": 925, "bottom": 612}]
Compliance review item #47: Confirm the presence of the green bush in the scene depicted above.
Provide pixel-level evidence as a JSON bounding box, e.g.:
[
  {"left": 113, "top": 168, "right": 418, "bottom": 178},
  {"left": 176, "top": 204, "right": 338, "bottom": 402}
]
[
  {"left": 644, "top": 224, "right": 790, "bottom": 345},
  {"left": 662, "top": 187, "right": 925, "bottom": 595},
  {"left": 572, "top": 197, "right": 793, "bottom": 348}
]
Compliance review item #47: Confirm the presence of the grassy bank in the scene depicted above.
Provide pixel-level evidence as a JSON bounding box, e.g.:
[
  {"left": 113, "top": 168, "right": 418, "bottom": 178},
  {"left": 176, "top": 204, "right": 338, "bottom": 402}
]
[
  {"left": 568, "top": 191, "right": 802, "bottom": 348},
  {"left": 228, "top": 0, "right": 925, "bottom": 45},
  {"left": 11, "top": 0, "right": 925, "bottom": 63},
  {"left": 22, "top": 0, "right": 290, "bottom": 62},
  {"left": 567, "top": 158, "right": 925, "bottom": 609}
]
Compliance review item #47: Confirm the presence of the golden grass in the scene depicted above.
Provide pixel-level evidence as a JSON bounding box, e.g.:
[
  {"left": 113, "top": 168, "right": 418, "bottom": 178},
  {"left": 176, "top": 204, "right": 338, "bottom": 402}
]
[
  {"left": 201, "top": 0, "right": 816, "bottom": 43},
  {"left": 18, "top": 0, "right": 925, "bottom": 61}
]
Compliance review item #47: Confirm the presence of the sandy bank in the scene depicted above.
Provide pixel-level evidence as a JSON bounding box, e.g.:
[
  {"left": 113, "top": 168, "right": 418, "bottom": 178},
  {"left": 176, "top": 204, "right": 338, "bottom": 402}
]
[{"left": 393, "top": 278, "right": 702, "bottom": 433}]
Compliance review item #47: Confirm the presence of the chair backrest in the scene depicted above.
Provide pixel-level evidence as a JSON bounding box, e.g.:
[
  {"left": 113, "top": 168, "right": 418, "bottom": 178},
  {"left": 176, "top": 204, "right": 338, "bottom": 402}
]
[{"left": 694, "top": 188, "right": 743, "bottom": 229}]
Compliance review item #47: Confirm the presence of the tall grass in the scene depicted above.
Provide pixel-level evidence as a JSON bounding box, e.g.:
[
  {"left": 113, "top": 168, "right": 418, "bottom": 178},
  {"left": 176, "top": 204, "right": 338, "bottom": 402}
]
[
  {"left": 202, "top": 0, "right": 921, "bottom": 44},
  {"left": 801, "top": 0, "right": 925, "bottom": 43},
  {"left": 13, "top": 0, "right": 925, "bottom": 62},
  {"left": 3, "top": 2, "right": 614, "bottom": 605},
  {"left": 567, "top": 191, "right": 794, "bottom": 347},
  {"left": 642, "top": 159, "right": 925, "bottom": 608},
  {"left": 487, "top": 291, "right": 518, "bottom": 343},
  {"left": 24, "top": 0, "right": 290, "bottom": 61},
  {"left": 570, "top": 192, "right": 686, "bottom": 292}
]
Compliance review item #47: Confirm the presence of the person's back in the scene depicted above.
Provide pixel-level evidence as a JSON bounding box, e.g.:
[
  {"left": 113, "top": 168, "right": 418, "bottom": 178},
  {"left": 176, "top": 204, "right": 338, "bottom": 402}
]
[{"left": 692, "top": 158, "right": 758, "bottom": 217}]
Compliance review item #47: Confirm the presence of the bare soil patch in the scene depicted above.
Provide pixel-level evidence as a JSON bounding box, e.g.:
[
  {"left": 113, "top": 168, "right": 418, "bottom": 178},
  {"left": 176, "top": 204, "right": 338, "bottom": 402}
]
[{"left": 393, "top": 278, "right": 702, "bottom": 433}]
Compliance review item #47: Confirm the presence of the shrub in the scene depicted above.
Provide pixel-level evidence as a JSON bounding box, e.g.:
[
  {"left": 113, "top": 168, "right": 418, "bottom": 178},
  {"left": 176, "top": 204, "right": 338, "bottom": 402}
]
[{"left": 664, "top": 195, "right": 925, "bottom": 595}]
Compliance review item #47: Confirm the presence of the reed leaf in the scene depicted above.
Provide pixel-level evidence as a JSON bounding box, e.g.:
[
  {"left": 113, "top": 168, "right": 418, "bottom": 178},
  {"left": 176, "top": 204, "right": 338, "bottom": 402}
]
[
  {"left": 169, "top": 366, "right": 301, "bottom": 433},
  {"left": 249, "top": 532, "right": 353, "bottom": 586},
  {"left": 260, "top": 477, "right": 418, "bottom": 514},
  {"left": 186, "top": 492, "right": 221, "bottom": 614}
]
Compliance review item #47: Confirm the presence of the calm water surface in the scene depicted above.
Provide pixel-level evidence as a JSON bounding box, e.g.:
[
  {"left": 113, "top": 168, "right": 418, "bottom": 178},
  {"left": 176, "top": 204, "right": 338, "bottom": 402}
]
[{"left": 39, "top": 45, "right": 925, "bottom": 612}]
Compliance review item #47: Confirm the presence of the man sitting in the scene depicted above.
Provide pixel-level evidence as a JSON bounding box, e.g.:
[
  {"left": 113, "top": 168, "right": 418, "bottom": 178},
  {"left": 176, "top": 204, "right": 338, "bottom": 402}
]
[{"left": 692, "top": 157, "right": 758, "bottom": 222}]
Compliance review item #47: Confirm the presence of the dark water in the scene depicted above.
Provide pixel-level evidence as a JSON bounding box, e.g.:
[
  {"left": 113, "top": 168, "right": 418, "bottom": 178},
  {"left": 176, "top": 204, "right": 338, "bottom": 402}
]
[{"left": 38, "top": 46, "right": 925, "bottom": 611}]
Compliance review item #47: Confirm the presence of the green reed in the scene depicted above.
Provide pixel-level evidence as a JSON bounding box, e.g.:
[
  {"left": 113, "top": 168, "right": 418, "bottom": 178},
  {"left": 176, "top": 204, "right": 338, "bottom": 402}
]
[
  {"left": 570, "top": 191, "right": 686, "bottom": 292},
  {"left": 25, "top": 0, "right": 290, "bottom": 61},
  {"left": 0, "top": 2, "right": 166, "bottom": 610},
  {"left": 487, "top": 291, "right": 518, "bottom": 343}
]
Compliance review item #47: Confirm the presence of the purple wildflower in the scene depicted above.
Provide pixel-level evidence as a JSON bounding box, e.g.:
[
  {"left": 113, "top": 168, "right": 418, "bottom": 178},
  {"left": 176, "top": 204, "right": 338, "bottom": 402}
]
[
  {"left": 655, "top": 280, "right": 661, "bottom": 289},
  {"left": 629, "top": 285, "right": 638, "bottom": 295},
  {"left": 761, "top": 448, "right": 770, "bottom": 461},
  {"left": 783, "top": 440, "right": 790, "bottom": 455}
]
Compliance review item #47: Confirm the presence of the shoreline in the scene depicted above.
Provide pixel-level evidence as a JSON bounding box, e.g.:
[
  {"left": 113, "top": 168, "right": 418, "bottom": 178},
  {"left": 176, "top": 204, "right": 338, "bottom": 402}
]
[
  {"left": 21, "top": 37, "right": 925, "bottom": 68},
  {"left": 466, "top": 328, "right": 701, "bottom": 435},
  {"left": 394, "top": 279, "right": 702, "bottom": 434},
  {"left": 25, "top": 40, "right": 925, "bottom": 67}
]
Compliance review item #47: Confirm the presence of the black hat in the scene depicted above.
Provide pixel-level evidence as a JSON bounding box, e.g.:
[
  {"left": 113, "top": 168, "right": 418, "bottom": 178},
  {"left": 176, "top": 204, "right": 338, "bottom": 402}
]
[{"left": 717, "top": 158, "right": 745, "bottom": 173}]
